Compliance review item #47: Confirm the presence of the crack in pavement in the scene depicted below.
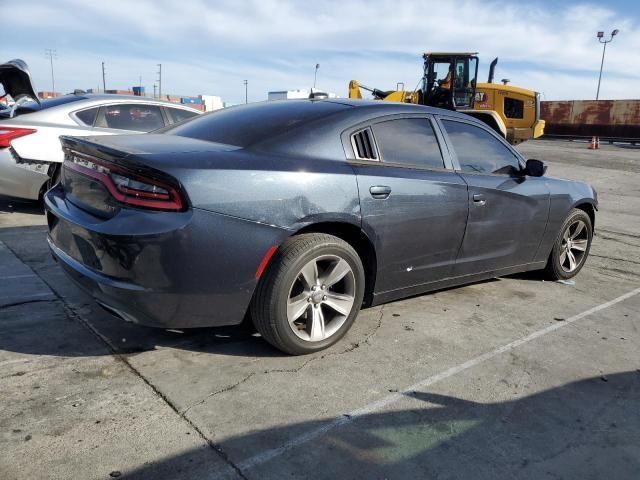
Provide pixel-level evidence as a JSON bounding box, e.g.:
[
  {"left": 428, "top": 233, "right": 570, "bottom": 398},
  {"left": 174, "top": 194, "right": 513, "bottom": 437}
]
[
  {"left": 0, "top": 298, "right": 57, "bottom": 309},
  {"left": 180, "top": 373, "right": 257, "bottom": 416},
  {"left": 179, "top": 306, "right": 388, "bottom": 415}
]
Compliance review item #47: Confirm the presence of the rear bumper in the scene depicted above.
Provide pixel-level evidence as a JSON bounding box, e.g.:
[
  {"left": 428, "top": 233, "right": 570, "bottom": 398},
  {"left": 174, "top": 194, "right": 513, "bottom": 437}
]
[
  {"left": 0, "top": 148, "right": 50, "bottom": 200},
  {"left": 45, "top": 185, "right": 291, "bottom": 329}
]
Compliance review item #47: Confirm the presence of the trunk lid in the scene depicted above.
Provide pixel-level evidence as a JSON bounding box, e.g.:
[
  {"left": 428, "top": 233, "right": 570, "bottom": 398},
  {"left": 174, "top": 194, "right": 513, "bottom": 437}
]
[
  {"left": 58, "top": 134, "right": 239, "bottom": 218},
  {"left": 0, "top": 59, "right": 40, "bottom": 104}
]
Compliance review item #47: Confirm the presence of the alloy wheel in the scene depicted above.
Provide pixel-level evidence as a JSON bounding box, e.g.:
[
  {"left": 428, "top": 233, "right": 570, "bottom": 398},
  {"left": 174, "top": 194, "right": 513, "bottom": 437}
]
[
  {"left": 286, "top": 254, "right": 356, "bottom": 342},
  {"left": 559, "top": 219, "right": 589, "bottom": 273}
]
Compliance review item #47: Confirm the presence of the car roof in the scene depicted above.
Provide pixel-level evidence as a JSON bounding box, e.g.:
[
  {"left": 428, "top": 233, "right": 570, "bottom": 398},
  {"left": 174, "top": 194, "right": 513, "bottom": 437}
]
[
  {"left": 0, "top": 93, "right": 202, "bottom": 123},
  {"left": 207, "top": 99, "right": 478, "bottom": 159},
  {"left": 312, "top": 98, "right": 474, "bottom": 122}
]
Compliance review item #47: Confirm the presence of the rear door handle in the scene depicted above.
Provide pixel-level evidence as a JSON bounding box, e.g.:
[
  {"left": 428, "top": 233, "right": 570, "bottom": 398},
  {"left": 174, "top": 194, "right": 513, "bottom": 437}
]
[
  {"left": 370, "top": 185, "right": 391, "bottom": 199},
  {"left": 472, "top": 193, "right": 486, "bottom": 206}
]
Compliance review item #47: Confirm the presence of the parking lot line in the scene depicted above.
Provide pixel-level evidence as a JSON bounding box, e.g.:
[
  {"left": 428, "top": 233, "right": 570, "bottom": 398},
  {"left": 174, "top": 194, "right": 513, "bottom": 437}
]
[{"left": 237, "top": 286, "right": 640, "bottom": 472}]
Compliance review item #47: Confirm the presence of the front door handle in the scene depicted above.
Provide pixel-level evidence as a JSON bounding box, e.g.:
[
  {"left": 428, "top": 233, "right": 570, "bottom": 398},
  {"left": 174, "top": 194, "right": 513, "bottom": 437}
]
[
  {"left": 472, "top": 193, "right": 486, "bottom": 206},
  {"left": 370, "top": 185, "right": 391, "bottom": 199}
]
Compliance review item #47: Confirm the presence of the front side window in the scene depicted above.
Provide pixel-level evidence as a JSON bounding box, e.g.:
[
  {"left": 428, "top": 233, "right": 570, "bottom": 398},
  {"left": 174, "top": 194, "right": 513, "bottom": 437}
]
[
  {"left": 442, "top": 119, "right": 521, "bottom": 175},
  {"left": 101, "top": 104, "right": 165, "bottom": 132},
  {"left": 372, "top": 118, "right": 444, "bottom": 169}
]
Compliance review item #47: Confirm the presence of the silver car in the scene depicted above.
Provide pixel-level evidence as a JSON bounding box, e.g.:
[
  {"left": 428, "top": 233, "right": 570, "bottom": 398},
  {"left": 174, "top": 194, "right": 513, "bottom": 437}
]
[{"left": 0, "top": 59, "right": 202, "bottom": 200}]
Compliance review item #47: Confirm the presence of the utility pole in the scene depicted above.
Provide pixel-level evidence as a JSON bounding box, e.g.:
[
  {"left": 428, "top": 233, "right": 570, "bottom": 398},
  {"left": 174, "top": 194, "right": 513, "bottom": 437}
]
[
  {"left": 153, "top": 83, "right": 157, "bottom": 98},
  {"left": 157, "top": 64, "right": 162, "bottom": 98},
  {"left": 102, "top": 62, "right": 106, "bottom": 92},
  {"left": 596, "top": 29, "right": 619, "bottom": 100},
  {"left": 244, "top": 79, "right": 248, "bottom": 104},
  {"left": 313, "top": 63, "right": 320, "bottom": 89},
  {"left": 45, "top": 49, "right": 57, "bottom": 93}
]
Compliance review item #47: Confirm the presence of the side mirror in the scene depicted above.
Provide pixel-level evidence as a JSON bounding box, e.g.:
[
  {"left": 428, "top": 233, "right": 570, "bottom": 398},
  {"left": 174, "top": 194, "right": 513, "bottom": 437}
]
[{"left": 525, "top": 158, "right": 547, "bottom": 177}]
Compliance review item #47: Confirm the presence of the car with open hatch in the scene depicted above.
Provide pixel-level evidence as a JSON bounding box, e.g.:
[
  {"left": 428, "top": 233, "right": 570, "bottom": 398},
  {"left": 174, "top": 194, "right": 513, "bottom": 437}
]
[{"left": 0, "top": 58, "right": 201, "bottom": 201}]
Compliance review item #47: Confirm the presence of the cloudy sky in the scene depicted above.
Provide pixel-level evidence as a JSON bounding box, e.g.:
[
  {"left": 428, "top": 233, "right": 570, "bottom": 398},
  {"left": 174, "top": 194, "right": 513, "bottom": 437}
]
[{"left": 2, "top": 0, "right": 638, "bottom": 104}]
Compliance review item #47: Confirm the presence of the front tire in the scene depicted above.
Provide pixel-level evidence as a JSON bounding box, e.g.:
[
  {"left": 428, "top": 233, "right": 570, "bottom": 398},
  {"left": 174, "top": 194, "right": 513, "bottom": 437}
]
[
  {"left": 544, "top": 208, "right": 593, "bottom": 280},
  {"left": 251, "top": 233, "right": 365, "bottom": 355}
]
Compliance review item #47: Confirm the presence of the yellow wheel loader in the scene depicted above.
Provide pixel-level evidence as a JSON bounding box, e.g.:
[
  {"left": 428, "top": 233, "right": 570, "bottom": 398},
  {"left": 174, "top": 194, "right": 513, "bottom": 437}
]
[{"left": 348, "top": 53, "right": 545, "bottom": 145}]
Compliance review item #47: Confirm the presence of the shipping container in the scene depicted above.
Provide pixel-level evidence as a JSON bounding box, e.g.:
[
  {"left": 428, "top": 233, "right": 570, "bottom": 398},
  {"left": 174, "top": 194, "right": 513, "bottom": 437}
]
[
  {"left": 541, "top": 100, "right": 640, "bottom": 139},
  {"left": 105, "top": 89, "right": 134, "bottom": 95},
  {"left": 180, "top": 96, "right": 203, "bottom": 105}
]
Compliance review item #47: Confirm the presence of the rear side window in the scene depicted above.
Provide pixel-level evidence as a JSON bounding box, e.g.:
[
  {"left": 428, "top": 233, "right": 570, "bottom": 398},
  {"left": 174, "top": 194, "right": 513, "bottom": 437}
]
[
  {"left": 97, "top": 104, "right": 165, "bottom": 132},
  {"left": 166, "top": 107, "right": 199, "bottom": 125},
  {"left": 74, "top": 107, "right": 99, "bottom": 126},
  {"left": 442, "top": 119, "right": 521, "bottom": 175},
  {"left": 166, "top": 101, "right": 349, "bottom": 147},
  {"left": 372, "top": 118, "right": 444, "bottom": 169}
]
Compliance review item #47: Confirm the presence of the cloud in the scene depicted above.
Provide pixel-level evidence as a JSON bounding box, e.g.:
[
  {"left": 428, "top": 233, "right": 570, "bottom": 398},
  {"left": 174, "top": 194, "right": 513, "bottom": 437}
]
[{"left": 1, "top": 0, "right": 637, "bottom": 102}]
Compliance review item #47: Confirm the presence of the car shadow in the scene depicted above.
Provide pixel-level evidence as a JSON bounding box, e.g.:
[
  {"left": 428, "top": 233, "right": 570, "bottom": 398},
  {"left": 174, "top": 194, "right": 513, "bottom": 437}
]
[{"left": 118, "top": 371, "right": 640, "bottom": 479}]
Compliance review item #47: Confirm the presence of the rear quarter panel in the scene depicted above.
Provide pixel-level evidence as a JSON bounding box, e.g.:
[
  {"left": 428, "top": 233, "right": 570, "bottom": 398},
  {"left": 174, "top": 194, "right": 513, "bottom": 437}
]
[{"left": 161, "top": 150, "right": 362, "bottom": 230}]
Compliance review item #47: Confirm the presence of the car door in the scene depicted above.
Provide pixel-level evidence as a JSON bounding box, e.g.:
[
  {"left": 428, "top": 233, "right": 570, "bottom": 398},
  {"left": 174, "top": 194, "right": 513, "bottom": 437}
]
[
  {"left": 437, "top": 117, "right": 550, "bottom": 276},
  {"left": 347, "top": 115, "right": 469, "bottom": 293}
]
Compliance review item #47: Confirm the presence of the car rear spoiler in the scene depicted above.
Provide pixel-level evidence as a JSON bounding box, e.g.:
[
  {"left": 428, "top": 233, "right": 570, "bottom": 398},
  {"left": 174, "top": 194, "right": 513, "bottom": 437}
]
[{"left": 0, "top": 59, "right": 40, "bottom": 104}]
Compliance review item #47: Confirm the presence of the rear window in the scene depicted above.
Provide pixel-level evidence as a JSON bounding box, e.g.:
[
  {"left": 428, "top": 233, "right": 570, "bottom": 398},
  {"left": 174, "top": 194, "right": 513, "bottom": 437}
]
[{"left": 165, "top": 101, "right": 349, "bottom": 147}]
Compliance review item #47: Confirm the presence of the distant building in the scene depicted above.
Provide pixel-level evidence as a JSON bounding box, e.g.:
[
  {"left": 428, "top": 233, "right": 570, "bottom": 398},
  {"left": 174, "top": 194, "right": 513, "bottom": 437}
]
[{"left": 268, "top": 88, "right": 337, "bottom": 101}]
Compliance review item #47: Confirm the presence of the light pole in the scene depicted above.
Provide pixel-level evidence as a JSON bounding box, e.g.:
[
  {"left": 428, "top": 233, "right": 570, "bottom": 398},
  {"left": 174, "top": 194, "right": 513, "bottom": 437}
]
[
  {"left": 596, "top": 29, "right": 619, "bottom": 100},
  {"left": 244, "top": 79, "right": 248, "bottom": 104},
  {"left": 45, "top": 49, "right": 57, "bottom": 93},
  {"left": 313, "top": 63, "right": 320, "bottom": 89},
  {"left": 157, "top": 64, "right": 162, "bottom": 98},
  {"left": 102, "top": 62, "right": 106, "bottom": 92}
]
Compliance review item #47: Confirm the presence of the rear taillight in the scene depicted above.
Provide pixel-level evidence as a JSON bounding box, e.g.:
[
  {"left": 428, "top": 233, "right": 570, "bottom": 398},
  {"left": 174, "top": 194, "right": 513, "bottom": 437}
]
[
  {"left": 64, "top": 150, "right": 185, "bottom": 211},
  {"left": 0, "top": 127, "right": 37, "bottom": 148}
]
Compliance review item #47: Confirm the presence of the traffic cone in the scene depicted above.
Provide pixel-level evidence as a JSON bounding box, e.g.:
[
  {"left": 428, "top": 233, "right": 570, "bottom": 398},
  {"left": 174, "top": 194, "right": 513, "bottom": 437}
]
[{"left": 588, "top": 136, "right": 599, "bottom": 150}]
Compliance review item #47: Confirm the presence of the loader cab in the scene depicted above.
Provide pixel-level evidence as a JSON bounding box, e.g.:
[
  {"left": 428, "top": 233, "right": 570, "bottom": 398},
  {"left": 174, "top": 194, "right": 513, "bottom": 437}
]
[{"left": 422, "top": 53, "right": 478, "bottom": 110}]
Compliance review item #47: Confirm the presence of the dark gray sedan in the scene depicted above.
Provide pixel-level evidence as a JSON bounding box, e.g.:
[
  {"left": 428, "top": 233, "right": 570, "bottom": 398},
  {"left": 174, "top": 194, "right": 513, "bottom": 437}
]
[{"left": 45, "top": 100, "right": 597, "bottom": 354}]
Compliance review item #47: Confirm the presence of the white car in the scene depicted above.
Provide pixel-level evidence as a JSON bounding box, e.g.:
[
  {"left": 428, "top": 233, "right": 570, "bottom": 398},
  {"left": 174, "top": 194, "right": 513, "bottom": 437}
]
[{"left": 0, "top": 59, "right": 202, "bottom": 200}]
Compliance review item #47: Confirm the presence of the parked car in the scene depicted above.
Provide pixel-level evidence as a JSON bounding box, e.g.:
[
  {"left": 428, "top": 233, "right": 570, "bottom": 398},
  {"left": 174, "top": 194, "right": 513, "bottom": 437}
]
[
  {"left": 45, "top": 100, "right": 597, "bottom": 355},
  {"left": 0, "top": 59, "right": 201, "bottom": 201}
]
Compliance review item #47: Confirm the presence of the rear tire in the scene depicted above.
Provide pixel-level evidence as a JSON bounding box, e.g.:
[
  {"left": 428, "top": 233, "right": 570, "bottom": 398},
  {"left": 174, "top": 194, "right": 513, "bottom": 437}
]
[
  {"left": 544, "top": 208, "right": 593, "bottom": 280},
  {"left": 251, "top": 233, "right": 365, "bottom": 355}
]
